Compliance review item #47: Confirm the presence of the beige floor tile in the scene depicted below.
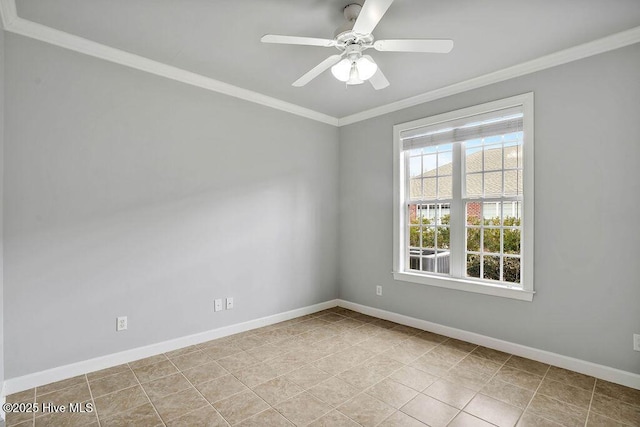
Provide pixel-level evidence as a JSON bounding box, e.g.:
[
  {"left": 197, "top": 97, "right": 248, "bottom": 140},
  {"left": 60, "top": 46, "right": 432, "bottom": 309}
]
[
  {"left": 424, "top": 379, "right": 476, "bottom": 409},
  {"left": 308, "top": 377, "right": 360, "bottom": 407},
  {"left": 253, "top": 377, "right": 304, "bottom": 406},
  {"left": 367, "top": 378, "right": 418, "bottom": 409},
  {"left": 448, "top": 412, "right": 494, "bottom": 427},
  {"left": 196, "top": 374, "right": 247, "bottom": 404},
  {"left": 464, "top": 394, "right": 522, "bottom": 427},
  {"left": 153, "top": 388, "right": 208, "bottom": 422},
  {"left": 442, "top": 338, "right": 478, "bottom": 353},
  {"left": 182, "top": 361, "right": 228, "bottom": 385},
  {"left": 170, "top": 350, "right": 212, "bottom": 371},
  {"left": 217, "top": 352, "right": 259, "bottom": 373},
  {"left": 200, "top": 344, "right": 243, "bottom": 360},
  {"left": 517, "top": 412, "right": 563, "bottom": 427},
  {"left": 444, "top": 365, "right": 495, "bottom": 391},
  {"left": 99, "top": 403, "right": 162, "bottom": 427},
  {"left": 338, "top": 393, "right": 395, "bottom": 427},
  {"left": 471, "top": 346, "right": 511, "bottom": 364},
  {"left": 88, "top": 370, "right": 139, "bottom": 398},
  {"left": 143, "top": 373, "right": 192, "bottom": 401},
  {"left": 36, "top": 382, "right": 92, "bottom": 407},
  {"left": 317, "top": 313, "right": 346, "bottom": 323},
  {"left": 245, "top": 344, "right": 286, "bottom": 362},
  {"left": 526, "top": 394, "right": 587, "bottom": 427},
  {"left": 504, "top": 356, "right": 549, "bottom": 376},
  {"left": 235, "top": 363, "right": 278, "bottom": 388},
  {"left": 314, "top": 346, "right": 374, "bottom": 375},
  {"left": 283, "top": 365, "right": 332, "bottom": 389},
  {"left": 590, "top": 393, "right": 640, "bottom": 426},
  {"left": 5, "top": 389, "right": 36, "bottom": 425},
  {"left": 457, "top": 355, "right": 502, "bottom": 376},
  {"left": 389, "top": 366, "right": 438, "bottom": 392},
  {"left": 409, "top": 346, "right": 467, "bottom": 376},
  {"left": 383, "top": 339, "right": 434, "bottom": 364},
  {"left": 234, "top": 335, "right": 268, "bottom": 351},
  {"left": 400, "top": 394, "right": 459, "bottom": 427},
  {"left": 6, "top": 389, "right": 35, "bottom": 403},
  {"left": 6, "top": 410, "right": 34, "bottom": 426},
  {"left": 308, "top": 410, "right": 360, "bottom": 426},
  {"left": 132, "top": 360, "right": 179, "bottom": 383},
  {"left": 493, "top": 366, "right": 543, "bottom": 391},
  {"left": 264, "top": 353, "right": 308, "bottom": 377},
  {"left": 481, "top": 378, "right": 534, "bottom": 409},
  {"left": 378, "top": 410, "right": 427, "bottom": 426},
  {"left": 165, "top": 405, "right": 228, "bottom": 427},
  {"left": 275, "top": 391, "right": 332, "bottom": 426},
  {"left": 165, "top": 345, "right": 201, "bottom": 359},
  {"left": 86, "top": 364, "right": 130, "bottom": 382},
  {"left": 128, "top": 354, "right": 168, "bottom": 370},
  {"left": 236, "top": 408, "right": 294, "bottom": 427},
  {"left": 36, "top": 376, "right": 87, "bottom": 396},
  {"left": 586, "top": 411, "right": 629, "bottom": 427},
  {"left": 537, "top": 377, "right": 592, "bottom": 408},
  {"left": 213, "top": 390, "right": 269, "bottom": 425},
  {"left": 594, "top": 379, "right": 640, "bottom": 408},
  {"left": 545, "top": 366, "right": 595, "bottom": 391},
  {"left": 94, "top": 385, "right": 149, "bottom": 419},
  {"left": 416, "top": 331, "right": 449, "bottom": 345},
  {"left": 337, "top": 363, "right": 389, "bottom": 390},
  {"left": 34, "top": 406, "right": 98, "bottom": 427}
]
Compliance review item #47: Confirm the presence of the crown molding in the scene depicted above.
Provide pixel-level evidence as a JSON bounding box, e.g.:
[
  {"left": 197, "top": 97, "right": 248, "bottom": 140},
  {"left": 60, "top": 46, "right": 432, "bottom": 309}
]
[
  {"left": 338, "top": 25, "right": 640, "bottom": 126},
  {"left": 0, "top": 0, "right": 339, "bottom": 126},
  {"left": 1, "top": 0, "right": 639, "bottom": 128}
]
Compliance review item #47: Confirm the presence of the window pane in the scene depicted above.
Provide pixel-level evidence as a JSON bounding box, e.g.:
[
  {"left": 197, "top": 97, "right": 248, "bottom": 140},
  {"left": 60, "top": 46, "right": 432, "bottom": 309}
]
[
  {"left": 438, "top": 176, "right": 452, "bottom": 199},
  {"left": 483, "top": 171, "right": 502, "bottom": 197},
  {"left": 483, "top": 145, "right": 502, "bottom": 170},
  {"left": 466, "top": 148, "right": 482, "bottom": 173},
  {"left": 503, "top": 229, "right": 521, "bottom": 254},
  {"left": 503, "top": 201, "right": 522, "bottom": 224},
  {"left": 466, "top": 228, "right": 480, "bottom": 251},
  {"left": 503, "top": 257, "right": 521, "bottom": 284},
  {"left": 437, "top": 227, "right": 450, "bottom": 249},
  {"left": 419, "top": 205, "right": 435, "bottom": 224},
  {"left": 483, "top": 202, "right": 500, "bottom": 224},
  {"left": 409, "top": 226, "right": 420, "bottom": 247},
  {"left": 423, "top": 154, "right": 437, "bottom": 177},
  {"left": 466, "top": 254, "right": 480, "bottom": 278},
  {"left": 518, "top": 170, "right": 523, "bottom": 195},
  {"left": 504, "top": 144, "right": 520, "bottom": 169},
  {"left": 504, "top": 170, "right": 518, "bottom": 196},
  {"left": 483, "top": 228, "right": 500, "bottom": 253},
  {"left": 424, "top": 177, "right": 437, "bottom": 199},
  {"left": 466, "top": 202, "right": 481, "bottom": 225},
  {"left": 409, "top": 156, "right": 422, "bottom": 177},
  {"left": 438, "top": 151, "right": 453, "bottom": 175},
  {"left": 408, "top": 204, "right": 419, "bottom": 225},
  {"left": 466, "top": 173, "right": 482, "bottom": 198},
  {"left": 436, "top": 251, "right": 450, "bottom": 274},
  {"left": 410, "top": 179, "right": 422, "bottom": 200},
  {"left": 483, "top": 255, "right": 500, "bottom": 280},
  {"left": 421, "top": 256, "right": 436, "bottom": 273},
  {"left": 422, "top": 227, "right": 435, "bottom": 249}
]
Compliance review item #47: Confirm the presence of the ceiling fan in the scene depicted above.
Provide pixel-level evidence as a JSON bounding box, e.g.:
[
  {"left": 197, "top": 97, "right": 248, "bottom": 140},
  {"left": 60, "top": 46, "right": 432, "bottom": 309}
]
[{"left": 260, "top": 0, "right": 454, "bottom": 90}]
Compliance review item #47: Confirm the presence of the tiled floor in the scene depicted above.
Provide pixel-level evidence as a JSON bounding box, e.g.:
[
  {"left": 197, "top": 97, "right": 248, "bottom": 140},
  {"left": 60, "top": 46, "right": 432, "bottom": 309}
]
[{"left": 5, "top": 307, "right": 640, "bottom": 426}]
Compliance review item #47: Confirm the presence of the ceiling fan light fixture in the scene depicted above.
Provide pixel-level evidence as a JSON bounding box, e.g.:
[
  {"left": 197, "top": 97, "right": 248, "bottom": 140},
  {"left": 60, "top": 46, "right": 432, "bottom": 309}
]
[
  {"left": 346, "top": 62, "right": 364, "bottom": 85},
  {"left": 356, "top": 55, "right": 378, "bottom": 80},
  {"left": 331, "top": 58, "right": 352, "bottom": 82}
]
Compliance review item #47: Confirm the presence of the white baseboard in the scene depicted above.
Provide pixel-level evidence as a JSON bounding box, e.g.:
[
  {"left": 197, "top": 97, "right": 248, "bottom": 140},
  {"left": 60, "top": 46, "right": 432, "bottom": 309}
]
[
  {"left": 2, "top": 299, "right": 339, "bottom": 395},
  {"left": 4, "top": 297, "right": 638, "bottom": 396},
  {"left": 337, "top": 299, "right": 640, "bottom": 390}
]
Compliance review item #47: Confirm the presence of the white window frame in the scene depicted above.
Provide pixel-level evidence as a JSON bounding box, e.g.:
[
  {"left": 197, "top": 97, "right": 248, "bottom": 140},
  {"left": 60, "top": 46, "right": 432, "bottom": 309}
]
[{"left": 393, "top": 93, "right": 534, "bottom": 301}]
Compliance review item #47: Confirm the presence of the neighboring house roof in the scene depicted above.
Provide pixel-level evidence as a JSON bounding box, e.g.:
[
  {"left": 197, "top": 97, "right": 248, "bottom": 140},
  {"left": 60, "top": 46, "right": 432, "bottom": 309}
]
[{"left": 410, "top": 145, "right": 522, "bottom": 200}]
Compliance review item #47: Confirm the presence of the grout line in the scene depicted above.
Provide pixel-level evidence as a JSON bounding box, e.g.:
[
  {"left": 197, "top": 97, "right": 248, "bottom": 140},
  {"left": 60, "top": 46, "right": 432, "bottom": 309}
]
[
  {"left": 129, "top": 365, "right": 167, "bottom": 427},
  {"left": 585, "top": 378, "right": 597, "bottom": 427},
  {"left": 84, "top": 374, "right": 101, "bottom": 427},
  {"left": 516, "top": 364, "right": 551, "bottom": 425}
]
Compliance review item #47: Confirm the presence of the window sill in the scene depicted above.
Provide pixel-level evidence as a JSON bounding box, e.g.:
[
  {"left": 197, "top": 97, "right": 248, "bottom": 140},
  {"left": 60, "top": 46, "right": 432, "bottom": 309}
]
[{"left": 392, "top": 271, "right": 534, "bottom": 301}]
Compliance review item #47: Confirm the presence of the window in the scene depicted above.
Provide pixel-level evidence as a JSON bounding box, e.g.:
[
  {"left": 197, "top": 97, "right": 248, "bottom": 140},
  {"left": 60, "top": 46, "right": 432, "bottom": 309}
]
[{"left": 393, "top": 93, "right": 534, "bottom": 301}]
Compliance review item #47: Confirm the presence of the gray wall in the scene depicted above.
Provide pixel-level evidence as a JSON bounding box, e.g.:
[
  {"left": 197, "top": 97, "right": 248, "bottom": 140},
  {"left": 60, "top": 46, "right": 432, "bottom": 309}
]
[
  {"left": 338, "top": 44, "right": 640, "bottom": 374},
  {"left": 3, "top": 34, "right": 339, "bottom": 378}
]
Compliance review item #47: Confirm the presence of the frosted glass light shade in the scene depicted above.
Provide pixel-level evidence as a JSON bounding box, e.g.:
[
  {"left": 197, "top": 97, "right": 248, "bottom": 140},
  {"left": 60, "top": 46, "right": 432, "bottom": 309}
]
[
  {"left": 331, "top": 58, "right": 352, "bottom": 82},
  {"left": 356, "top": 56, "right": 377, "bottom": 80}
]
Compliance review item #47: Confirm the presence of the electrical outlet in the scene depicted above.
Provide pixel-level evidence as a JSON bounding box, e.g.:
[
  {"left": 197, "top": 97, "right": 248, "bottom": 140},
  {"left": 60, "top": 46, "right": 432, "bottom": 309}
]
[
  {"left": 634, "top": 334, "right": 640, "bottom": 352},
  {"left": 116, "top": 316, "right": 127, "bottom": 331},
  {"left": 376, "top": 285, "right": 382, "bottom": 296},
  {"left": 226, "top": 297, "right": 234, "bottom": 310},
  {"left": 214, "top": 299, "right": 223, "bottom": 312}
]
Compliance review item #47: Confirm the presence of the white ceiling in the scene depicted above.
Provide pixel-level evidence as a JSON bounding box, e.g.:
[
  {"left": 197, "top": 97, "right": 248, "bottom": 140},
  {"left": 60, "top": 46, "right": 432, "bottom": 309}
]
[{"left": 15, "top": 0, "right": 640, "bottom": 118}]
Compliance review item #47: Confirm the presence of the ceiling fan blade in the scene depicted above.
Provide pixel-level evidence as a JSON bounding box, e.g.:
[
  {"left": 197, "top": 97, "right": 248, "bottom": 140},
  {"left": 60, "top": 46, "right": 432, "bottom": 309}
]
[
  {"left": 374, "top": 39, "right": 454, "bottom": 53},
  {"left": 292, "top": 54, "right": 343, "bottom": 87},
  {"left": 369, "top": 67, "right": 390, "bottom": 90},
  {"left": 261, "top": 34, "right": 336, "bottom": 47},
  {"left": 352, "top": 0, "right": 394, "bottom": 35}
]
